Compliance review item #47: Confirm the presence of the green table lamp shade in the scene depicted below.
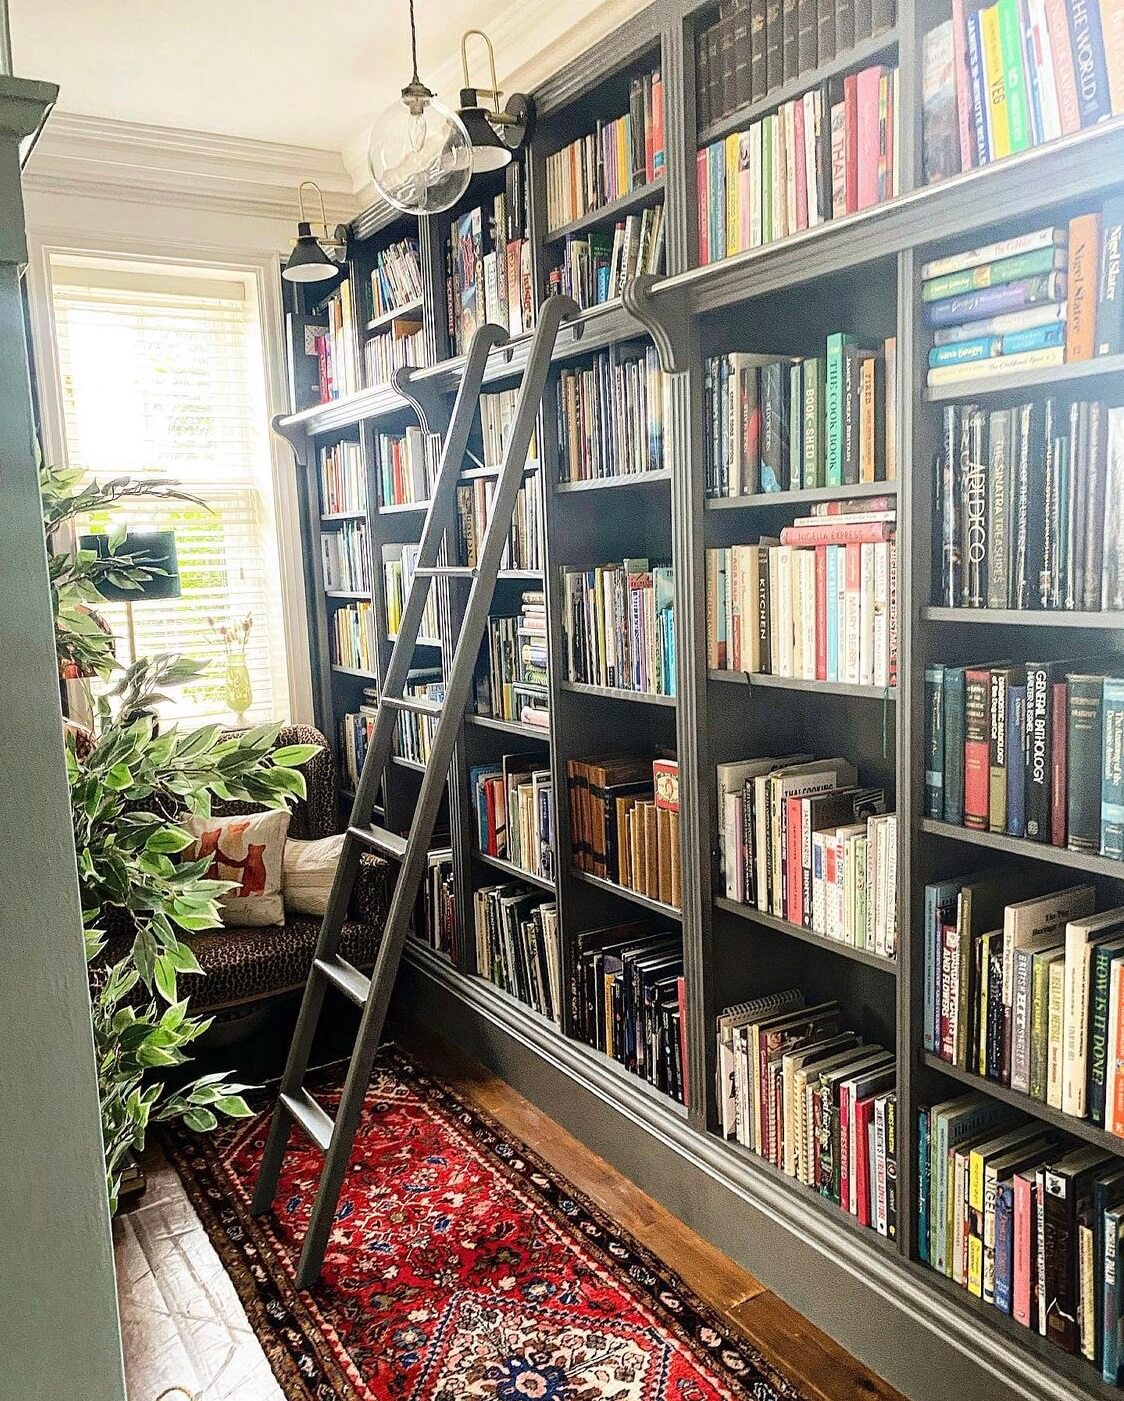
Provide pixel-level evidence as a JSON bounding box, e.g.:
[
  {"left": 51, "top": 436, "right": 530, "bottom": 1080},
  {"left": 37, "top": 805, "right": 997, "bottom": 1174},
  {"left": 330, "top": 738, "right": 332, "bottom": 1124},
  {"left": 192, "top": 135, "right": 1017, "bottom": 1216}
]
[{"left": 79, "top": 530, "right": 181, "bottom": 602}]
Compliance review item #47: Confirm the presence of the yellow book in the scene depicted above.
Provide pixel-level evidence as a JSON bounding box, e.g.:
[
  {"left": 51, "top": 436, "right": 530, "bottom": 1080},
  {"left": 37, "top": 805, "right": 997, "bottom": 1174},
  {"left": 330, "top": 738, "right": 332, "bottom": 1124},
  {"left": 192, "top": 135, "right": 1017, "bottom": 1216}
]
[
  {"left": 980, "top": 6, "right": 1010, "bottom": 159},
  {"left": 617, "top": 117, "right": 629, "bottom": 197},
  {"left": 725, "top": 133, "right": 740, "bottom": 258},
  {"left": 967, "top": 1235, "right": 985, "bottom": 1298}
]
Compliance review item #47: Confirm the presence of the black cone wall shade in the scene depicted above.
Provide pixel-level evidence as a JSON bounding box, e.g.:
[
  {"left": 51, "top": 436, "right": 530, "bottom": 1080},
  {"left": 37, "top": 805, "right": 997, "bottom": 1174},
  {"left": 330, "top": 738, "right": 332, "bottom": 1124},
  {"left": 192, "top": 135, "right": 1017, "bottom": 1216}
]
[{"left": 283, "top": 222, "right": 338, "bottom": 283}]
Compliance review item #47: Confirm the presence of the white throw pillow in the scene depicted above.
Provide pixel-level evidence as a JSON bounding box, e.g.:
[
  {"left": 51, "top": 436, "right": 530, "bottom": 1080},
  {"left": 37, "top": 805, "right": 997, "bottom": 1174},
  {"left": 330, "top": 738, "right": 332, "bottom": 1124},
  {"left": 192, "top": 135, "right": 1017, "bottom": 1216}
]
[
  {"left": 185, "top": 809, "right": 290, "bottom": 927},
  {"left": 282, "top": 833, "right": 346, "bottom": 917}
]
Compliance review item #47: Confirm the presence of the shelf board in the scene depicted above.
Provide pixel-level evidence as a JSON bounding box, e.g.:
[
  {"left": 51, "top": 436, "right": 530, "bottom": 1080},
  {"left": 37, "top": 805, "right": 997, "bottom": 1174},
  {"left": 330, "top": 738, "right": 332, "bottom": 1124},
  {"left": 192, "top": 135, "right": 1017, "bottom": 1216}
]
[
  {"left": 386, "top": 632, "right": 443, "bottom": 648},
  {"left": 391, "top": 754, "right": 427, "bottom": 773},
  {"left": 545, "top": 175, "right": 665, "bottom": 243},
  {"left": 331, "top": 664, "right": 378, "bottom": 679},
  {"left": 320, "top": 510, "right": 366, "bottom": 523},
  {"left": 560, "top": 678, "right": 677, "bottom": 706},
  {"left": 706, "top": 480, "right": 897, "bottom": 512},
  {"left": 364, "top": 296, "right": 423, "bottom": 335},
  {"left": 708, "top": 670, "right": 897, "bottom": 701},
  {"left": 461, "top": 460, "right": 541, "bottom": 480},
  {"left": 325, "top": 588, "right": 372, "bottom": 600},
  {"left": 923, "top": 606, "right": 1124, "bottom": 629},
  {"left": 715, "top": 896, "right": 897, "bottom": 974},
  {"left": 555, "top": 468, "right": 672, "bottom": 493},
  {"left": 378, "top": 499, "right": 429, "bottom": 514},
  {"left": 465, "top": 713, "right": 550, "bottom": 741},
  {"left": 571, "top": 867, "right": 682, "bottom": 920},
  {"left": 473, "top": 848, "right": 556, "bottom": 891},
  {"left": 920, "top": 1052, "right": 1124, "bottom": 1160},
  {"left": 497, "top": 568, "right": 543, "bottom": 580},
  {"left": 920, "top": 819, "right": 1124, "bottom": 881},
  {"left": 697, "top": 27, "right": 901, "bottom": 147},
  {"left": 924, "top": 351, "right": 1124, "bottom": 402}
]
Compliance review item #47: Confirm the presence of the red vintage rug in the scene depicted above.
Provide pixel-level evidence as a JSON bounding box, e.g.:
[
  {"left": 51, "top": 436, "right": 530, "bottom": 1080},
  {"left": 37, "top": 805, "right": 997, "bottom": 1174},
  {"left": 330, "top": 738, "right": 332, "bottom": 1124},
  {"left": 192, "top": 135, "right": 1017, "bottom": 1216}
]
[{"left": 164, "top": 1049, "right": 807, "bottom": 1401}]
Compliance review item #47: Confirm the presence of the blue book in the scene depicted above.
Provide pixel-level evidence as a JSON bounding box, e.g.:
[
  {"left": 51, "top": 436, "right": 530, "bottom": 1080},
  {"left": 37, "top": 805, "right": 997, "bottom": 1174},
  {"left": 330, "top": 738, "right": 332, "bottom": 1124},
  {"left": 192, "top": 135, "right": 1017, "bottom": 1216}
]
[
  {"left": 928, "top": 322, "right": 1066, "bottom": 366},
  {"left": 993, "top": 1181, "right": 1015, "bottom": 1314},
  {"left": 1106, "top": 1204, "right": 1124, "bottom": 1384},
  {"left": 709, "top": 144, "right": 726, "bottom": 267},
  {"left": 1006, "top": 682, "right": 1026, "bottom": 838},
  {"left": 1102, "top": 677, "right": 1124, "bottom": 859},
  {"left": 826, "top": 545, "right": 840, "bottom": 681},
  {"left": 1022, "top": 15, "right": 1044, "bottom": 147},
  {"left": 918, "top": 1108, "right": 931, "bottom": 1263},
  {"left": 966, "top": 12, "right": 990, "bottom": 166}
]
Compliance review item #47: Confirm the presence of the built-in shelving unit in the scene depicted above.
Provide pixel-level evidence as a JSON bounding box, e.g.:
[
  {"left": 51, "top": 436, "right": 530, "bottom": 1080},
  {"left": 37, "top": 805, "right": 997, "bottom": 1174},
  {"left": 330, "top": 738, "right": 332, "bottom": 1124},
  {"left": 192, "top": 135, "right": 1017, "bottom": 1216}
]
[{"left": 271, "top": 4, "right": 1124, "bottom": 1397}]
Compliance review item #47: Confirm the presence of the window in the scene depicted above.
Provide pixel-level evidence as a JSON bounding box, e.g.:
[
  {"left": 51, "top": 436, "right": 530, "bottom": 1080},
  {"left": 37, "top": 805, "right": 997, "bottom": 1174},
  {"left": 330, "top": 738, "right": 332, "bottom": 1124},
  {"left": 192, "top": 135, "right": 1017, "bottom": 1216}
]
[{"left": 48, "top": 255, "right": 290, "bottom": 726}]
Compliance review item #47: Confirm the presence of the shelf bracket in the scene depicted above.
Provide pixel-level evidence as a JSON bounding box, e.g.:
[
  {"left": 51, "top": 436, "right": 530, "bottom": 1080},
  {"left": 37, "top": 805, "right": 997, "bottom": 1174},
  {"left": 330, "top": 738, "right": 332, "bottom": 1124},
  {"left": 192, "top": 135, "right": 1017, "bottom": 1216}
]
[
  {"left": 621, "top": 273, "right": 690, "bottom": 375},
  {"left": 271, "top": 413, "right": 308, "bottom": 470},
  {"left": 392, "top": 366, "right": 450, "bottom": 437}
]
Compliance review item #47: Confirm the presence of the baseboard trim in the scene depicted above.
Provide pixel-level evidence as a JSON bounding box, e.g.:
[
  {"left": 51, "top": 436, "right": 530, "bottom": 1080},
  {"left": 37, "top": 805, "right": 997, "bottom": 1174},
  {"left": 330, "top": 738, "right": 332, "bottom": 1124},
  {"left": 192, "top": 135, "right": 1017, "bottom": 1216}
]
[{"left": 399, "top": 944, "right": 1092, "bottom": 1401}]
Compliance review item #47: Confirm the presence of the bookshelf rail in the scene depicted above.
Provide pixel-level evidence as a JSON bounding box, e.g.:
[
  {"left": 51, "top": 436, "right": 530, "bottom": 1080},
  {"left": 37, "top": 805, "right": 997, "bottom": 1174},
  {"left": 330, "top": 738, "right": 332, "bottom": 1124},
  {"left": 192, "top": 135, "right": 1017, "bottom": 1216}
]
[
  {"left": 559, "top": 678, "right": 678, "bottom": 706},
  {"left": 708, "top": 671, "right": 898, "bottom": 702},
  {"left": 465, "top": 713, "right": 550, "bottom": 742},
  {"left": 923, "top": 608, "right": 1124, "bottom": 630},
  {"left": 919, "top": 819, "right": 1124, "bottom": 883},
  {"left": 554, "top": 468, "right": 672, "bottom": 493},
  {"left": 715, "top": 896, "right": 897, "bottom": 974}
]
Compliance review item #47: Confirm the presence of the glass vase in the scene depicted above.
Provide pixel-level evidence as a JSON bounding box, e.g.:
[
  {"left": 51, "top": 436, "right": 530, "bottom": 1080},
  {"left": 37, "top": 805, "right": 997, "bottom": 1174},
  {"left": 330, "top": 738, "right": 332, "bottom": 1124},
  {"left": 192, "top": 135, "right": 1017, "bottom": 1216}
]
[{"left": 224, "top": 654, "right": 253, "bottom": 725}]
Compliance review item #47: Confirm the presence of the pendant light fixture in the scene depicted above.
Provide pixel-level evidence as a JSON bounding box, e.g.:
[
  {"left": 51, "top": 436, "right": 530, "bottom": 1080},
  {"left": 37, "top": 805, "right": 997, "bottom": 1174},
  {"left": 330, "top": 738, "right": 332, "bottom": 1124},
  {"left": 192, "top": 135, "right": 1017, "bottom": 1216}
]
[
  {"left": 456, "top": 31, "right": 535, "bottom": 174},
  {"left": 368, "top": 0, "right": 472, "bottom": 216},
  {"left": 282, "top": 181, "right": 342, "bottom": 284}
]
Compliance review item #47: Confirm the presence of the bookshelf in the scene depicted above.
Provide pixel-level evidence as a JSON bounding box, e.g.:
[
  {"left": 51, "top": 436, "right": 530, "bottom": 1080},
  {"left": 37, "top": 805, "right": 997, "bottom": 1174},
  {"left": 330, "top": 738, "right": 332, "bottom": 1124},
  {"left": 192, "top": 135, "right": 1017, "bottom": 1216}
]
[{"left": 272, "top": 3, "right": 1124, "bottom": 1396}]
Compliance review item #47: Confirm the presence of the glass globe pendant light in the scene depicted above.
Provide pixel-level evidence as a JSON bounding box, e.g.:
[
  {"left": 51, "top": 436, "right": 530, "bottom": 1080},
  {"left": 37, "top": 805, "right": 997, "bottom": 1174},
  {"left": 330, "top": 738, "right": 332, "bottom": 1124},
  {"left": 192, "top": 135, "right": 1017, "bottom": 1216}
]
[{"left": 368, "top": 0, "right": 472, "bottom": 216}]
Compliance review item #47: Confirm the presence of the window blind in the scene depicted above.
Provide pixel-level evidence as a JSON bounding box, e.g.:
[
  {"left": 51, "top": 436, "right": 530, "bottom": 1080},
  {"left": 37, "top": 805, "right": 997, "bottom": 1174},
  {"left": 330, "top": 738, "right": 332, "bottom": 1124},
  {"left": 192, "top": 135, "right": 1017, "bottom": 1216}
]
[{"left": 49, "top": 255, "right": 290, "bottom": 727}]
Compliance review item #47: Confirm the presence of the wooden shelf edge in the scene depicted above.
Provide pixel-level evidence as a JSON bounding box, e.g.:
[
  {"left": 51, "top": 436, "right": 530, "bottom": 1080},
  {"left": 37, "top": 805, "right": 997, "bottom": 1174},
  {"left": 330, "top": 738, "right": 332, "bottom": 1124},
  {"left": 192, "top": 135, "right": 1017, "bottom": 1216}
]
[
  {"left": 472, "top": 848, "right": 556, "bottom": 892},
  {"left": 922, "top": 606, "right": 1124, "bottom": 629},
  {"left": 708, "top": 670, "right": 897, "bottom": 700},
  {"left": 924, "top": 352, "right": 1124, "bottom": 402},
  {"left": 919, "top": 819, "right": 1124, "bottom": 881},
  {"left": 465, "top": 713, "right": 551, "bottom": 741},
  {"left": 571, "top": 866, "right": 682, "bottom": 920},
  {"left": 556, "top": 468, "right": 672, "bottom": 493},
  {"left": 706, "top": 479, "right": 898, "bottom": 511},
  {"left": 715, "top": 895, "right": 898, "bottom": 973},
  {"left": 545, "top": 175, "right": 666, "bottom": 242},
  {"left": 560, "top": 678, "right": 677, "bottom": 706}
]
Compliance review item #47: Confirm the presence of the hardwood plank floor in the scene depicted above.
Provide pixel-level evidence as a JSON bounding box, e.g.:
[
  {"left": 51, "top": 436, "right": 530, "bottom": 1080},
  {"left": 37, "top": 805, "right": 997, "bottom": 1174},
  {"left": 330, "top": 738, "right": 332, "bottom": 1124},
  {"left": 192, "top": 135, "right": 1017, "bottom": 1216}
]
[{"left": 115, "top": 1030, "right": 904, "bottom": 1401}]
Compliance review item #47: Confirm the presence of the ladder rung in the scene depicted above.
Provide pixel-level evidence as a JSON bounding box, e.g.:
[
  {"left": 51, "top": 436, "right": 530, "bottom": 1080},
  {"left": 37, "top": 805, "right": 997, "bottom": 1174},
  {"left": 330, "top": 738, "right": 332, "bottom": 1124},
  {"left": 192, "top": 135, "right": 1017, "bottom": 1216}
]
[
  {"left": 280, "top": 1089, "right": 334, "bottom": 1150},
  {"left": 383, "top": 695, "right": 443, "bottom": 716},
  {"left": 413, "top": 565, "right": 477, "bottom": 579},
  {"left": 349, "top": 823, "right": 408, "bottom": 860},
  {"left": 314, "top": 955, "right": 370, "bottom": 1007}
]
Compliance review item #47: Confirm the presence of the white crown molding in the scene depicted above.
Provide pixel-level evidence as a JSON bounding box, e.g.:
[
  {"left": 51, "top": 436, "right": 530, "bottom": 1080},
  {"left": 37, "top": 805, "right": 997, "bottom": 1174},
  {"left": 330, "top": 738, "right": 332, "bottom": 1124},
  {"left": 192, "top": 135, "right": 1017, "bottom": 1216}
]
[{"left": 24, "top": 111, "right": 360, "bottom": 225}]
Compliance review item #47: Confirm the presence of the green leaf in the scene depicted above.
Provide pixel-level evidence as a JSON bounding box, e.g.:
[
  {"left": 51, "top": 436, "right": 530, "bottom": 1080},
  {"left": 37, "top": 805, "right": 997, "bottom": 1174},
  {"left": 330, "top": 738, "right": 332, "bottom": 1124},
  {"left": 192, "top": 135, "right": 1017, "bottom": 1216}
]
[
  {"left": 214, "top": 1095, "right": 254, "bottom": 1118},
  {"left": 103, "top": 762, "right": 134, "bottom": 791},
  {"left": 270, "top": 743, "right": 321, "bottom": 768},
  {"left": 145, "top": 826, "right": 195, "bottom": 855},
  {"left": 183, "top": 1107, "right": 218, "bottom": 1133},
  {"left": 153, "top": 953, "right": 178, "bottom": 1004}
]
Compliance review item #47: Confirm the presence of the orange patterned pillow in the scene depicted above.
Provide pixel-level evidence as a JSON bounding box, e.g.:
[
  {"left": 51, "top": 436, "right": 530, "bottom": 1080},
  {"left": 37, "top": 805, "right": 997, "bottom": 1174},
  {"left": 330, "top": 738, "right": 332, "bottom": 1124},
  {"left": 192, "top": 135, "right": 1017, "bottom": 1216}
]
[{"left": 184, "top": 809, "right": 290, "bottom": 927}]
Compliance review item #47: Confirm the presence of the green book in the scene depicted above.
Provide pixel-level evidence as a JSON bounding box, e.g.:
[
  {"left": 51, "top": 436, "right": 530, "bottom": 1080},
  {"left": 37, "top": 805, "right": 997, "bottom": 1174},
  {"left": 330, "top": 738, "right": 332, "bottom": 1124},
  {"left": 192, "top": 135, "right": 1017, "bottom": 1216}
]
[
  {"left": 943, "top": 665, "right": 967, "bottom": 827},
  {"left": 921, "top": 246, "right": 1063, "bottom": 302},
  {"left": 825, "top": 333, "right": 856, "bottom": 486},
  {"left": 762, "top": 115, "right": 774, "bottom": 245},
  {"left": 789, "top": 361, "right": 803, "bottom": 490},
  {"left": 997, "top": 0, "right": 1030, "bottom": 154},
  {"left": 802, "top": 356, "right": 825, "bottom": 489}
]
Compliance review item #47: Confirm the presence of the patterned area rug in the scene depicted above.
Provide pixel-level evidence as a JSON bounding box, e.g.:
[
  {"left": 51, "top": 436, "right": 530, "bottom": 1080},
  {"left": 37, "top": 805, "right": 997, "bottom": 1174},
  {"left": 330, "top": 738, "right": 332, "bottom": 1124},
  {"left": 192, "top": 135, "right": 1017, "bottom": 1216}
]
[{"left": 164, "top": 1049, "right": 808, "bottom": 1400}]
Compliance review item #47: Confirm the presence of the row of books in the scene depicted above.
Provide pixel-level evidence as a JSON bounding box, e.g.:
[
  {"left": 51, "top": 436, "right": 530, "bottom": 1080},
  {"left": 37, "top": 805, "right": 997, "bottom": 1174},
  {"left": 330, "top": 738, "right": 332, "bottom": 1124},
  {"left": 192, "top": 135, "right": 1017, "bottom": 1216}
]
[
  {"left": 571, "top": 923, "right": 686, "bottom": 1104},
  {"left": 455, "top": 472, "right": 544, "bottom": 575},
  {"left": 470, "top": 754, "right": 554, "bottom": 883},
  {"left": 925, "top": 663, "right": 1124, "bottom": 858},
  {"left": 446, "top": 169, "right": 534, "bottom": 356},
  {"left": 566, "top": 755, "right": 682, "bottom": 909},
  {"left": 704, "top": 334, "right": 898, "bottom": 497},
  {"left": 394, "top": 669, "right": 443, "bottom": 765},
  {"left": 474, "top": 883, "right": 561, "bottom": 1024},
  {"left": 375, "top": 426, "right": 439, "bottom": 509},
  {"left": 331, "top": 601, "right": 375, "bottom": 674},
  {"left": 556, "top": 344, "right": 668, "bottom": 483},
  {"left": 477, "top": 387, "right": 538, "bottom": 471},
  {"left": 696, "top": 0, "right": 897, "bottom": 132},
  {"left": 717, "top": 755, "right": 898, "bottom": 956},
  {"left": 697, "top": 65, "right": 900, "bottom": 265},
  {"left": 320, "top": 520, "right": 370, "bottom": 595},
  {"left": 315, "top": 278, "right": 360, "bottom": 401},
  {"left": 419, "top": 849, "right": 456, "bottom": 964},
  {"left": 705, "top": 514, "right": 898, "bottom": 686},
  {"left": 473, "top": 593, "right": 549, "bottom": 729},
  {"left": 561, "top": 560, "right": 675, "bottom": 697},
  {"left": 716, "top": 990, "right": 897, "bottom": 1234},
  {"left": 340, "top": 695, "right": 378, "bottom": 789},
  {"left": 368, "top": 237, "right": 422, "bottom": 322},
  {"left": 920, "top": 0, "right": 1124, "bottom": 187},
  {"left": 319, "top": 441, "right": 366, "bottom": 516},
  {"left": 935, "top": 398, "right": 1124, "bottom": 612},
  {"left": 545, "top": 69, "right": 665, "bottom": 232},
  {"left": 547, "top": 205, "right": 666, "bottom": 310},
  {"left": 364, "top": 317, "right": 425, "bottom": 389},
  {"left": 382, "top": 541, "right": 439, "bottom": 640},
  {"left": 918, "top": 1098, "right": 1124, "bottom": 1380}
]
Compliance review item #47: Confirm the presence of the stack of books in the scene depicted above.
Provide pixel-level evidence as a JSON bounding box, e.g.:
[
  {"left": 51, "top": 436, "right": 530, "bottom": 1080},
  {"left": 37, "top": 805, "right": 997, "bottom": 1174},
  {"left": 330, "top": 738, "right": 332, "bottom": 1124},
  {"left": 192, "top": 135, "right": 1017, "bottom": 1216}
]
[
  {"left": 320, "top": 520, "right": 370, "bottom": 594},
  {"left": 545, "top": 69, "right": 665, "bottom": 231},
  {"left": 364, "top": 316, "right": 425, "bottom": 388},
  {"left": 375, "top": 426, "right": 440, "bottom": 508},
  {"left": 455, "top": 472, "right": 544, "bottom": 574},
  {"left": 549, "top": 204, "right": 665, "bottom": 309},
  {"left": 340, "top": 691, "right": 378, "bottom": 787},
  {"left": 567, "top": 755, "right": 681, "bottom": 909},
  {"left": 935, "top": 397, "right": 1124, "bottom": 612},
  {"left": 572, "top": 922, "right": 686, "bottom": 1103},
  {"left": 315, "top": 279, "right": 360, "bottom": 400},
  {"left": 925, "top": 663, "right": 1124, "bottom": 856},
  {"left": 394, "top": 668, "right": 443, "bottom": 764},
  {"left": 561, "top": 559, "right": 676, "bottom": 696},
  {"left": 920, "top": 1, "right": 1124, "bottom": 186},
  {"left": 478, "top": 387, "right": 538, "bottom": 469},
  {"left": 919, "top": 1095, "right": 1124, "bottom": 1382},
  {"left": 369, "top": 237, "right": 422, "bottom": 321},
  {"left": 330, "top": 601, "right": 375, "bottom": 673},
  {"left": 704, "top": 333, "right": 897, "bottom": 496},
  {"left": 319, "top": 442, "right": 366, "bottom": 515},
  {"left": 716, "top": 990, "right": 897, "bottom": 1234},
  {"left": 696, "top": 0, "right": 898, "bottom": 131},
  {"left": 474, "top": 592, "right": 549, "bottom": 728},
  {"left": 706, "top": 504, "right": 898, "bottom": 686},
  {"left": 382, "top": 542, "right": 440, "bottom": 639},
  {"left": 446, "top": 164, "right": 533, "bottom": 356},
  {"left": 717, "top": 755, "right": 898, "bottom": 955},
  {"left": 697, "top": 63, "right": 900, "bottom": 265},
  {"left": 474, "top": 883, "right": 561, "bottom": 1023},
  {"left": 420, "top": 849, "right": 456, "bottom": 964},
  {"left": 470, "top": 753, "right": 554, "bottom": 882},
  {"left": 556, "top": 344, "right": 667, "bottom": 482}
]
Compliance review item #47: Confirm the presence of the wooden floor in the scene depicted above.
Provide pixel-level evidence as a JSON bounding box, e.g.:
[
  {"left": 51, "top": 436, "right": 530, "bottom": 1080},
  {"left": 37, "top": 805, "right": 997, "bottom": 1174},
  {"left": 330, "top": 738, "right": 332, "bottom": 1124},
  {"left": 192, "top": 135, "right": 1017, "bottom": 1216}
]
[{"left": 116, "top": 1025, "right": 905, "bottom": 1401}]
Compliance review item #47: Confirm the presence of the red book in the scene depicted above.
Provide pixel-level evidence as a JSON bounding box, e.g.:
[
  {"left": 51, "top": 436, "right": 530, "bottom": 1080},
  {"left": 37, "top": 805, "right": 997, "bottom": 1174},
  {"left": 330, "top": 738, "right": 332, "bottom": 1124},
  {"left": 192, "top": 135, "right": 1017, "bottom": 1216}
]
[
  {"left": 645, "top": 80, "right": 655, "bottom": 184},
  {"left": 855, "top": 66, "right": 883, "bottom": 210},
  {"left": 839, "top": 1081, "right": 853, "bottom": 1209},
  {"left": 696, "top": 148, "right": 709, "bottom": 264},
  {"left": 940, "top": 923, "right": 957, "bottom": 1061},
  {"left": 814, "top": 495, "right": 896, "bottom": 516},
  {"left": 964, "top": 667, "right": 991, "bottom": 830},
  {"left": 951, "top": 0, "right": 977, "bottom": 170},
  {"left": 786, "top": 795, "right": 804, "bottom": 925},
  {"left": 1013, "top": 1168, "right": 1036, "bottom": 1329},
  {"left": 844, "top": 73, "right": 859, "bottom": 214},
  {"left": 855, "top": 1095, "right": 877, "bottom": 1224},
  {"left": 1043, "top": 0, "right": 1082, "bottom": 134},
  {"left": 676, "top": 973, "right": 688, "bottom": 1108},
  {"left": 780, "top": 521, "right": 895, "bottom": 546},
  {"left": 1050, "top": 679, "right": 1068, "bottom": 846},
  {"left": 887, "top": 534, "right": 899, "bottom": 689},
  {"left": 651, "top": 69, "right": 665, "bottom": 178},
  {"left": 815, "top": 545, "right": 828, "bottom": 681},
  {"left": 794, "top": 97, "right": 809, "bottom": 231}
]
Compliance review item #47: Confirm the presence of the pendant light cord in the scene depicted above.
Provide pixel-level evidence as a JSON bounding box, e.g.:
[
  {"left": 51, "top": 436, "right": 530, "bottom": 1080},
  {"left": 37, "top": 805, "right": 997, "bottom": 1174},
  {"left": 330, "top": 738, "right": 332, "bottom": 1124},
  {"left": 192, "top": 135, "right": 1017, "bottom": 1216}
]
[{"left": 407, "top": 0, "right": 420, "bottom": 84}]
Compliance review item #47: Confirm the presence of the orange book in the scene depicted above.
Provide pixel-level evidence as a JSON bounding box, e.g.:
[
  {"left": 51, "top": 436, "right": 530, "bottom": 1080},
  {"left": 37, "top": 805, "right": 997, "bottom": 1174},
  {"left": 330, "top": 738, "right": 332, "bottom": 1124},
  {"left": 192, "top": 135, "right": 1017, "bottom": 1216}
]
[
  {"left": 1101, "top": 0, "right": 1124, "bottom": 117},
  {"left": 1112, "top": 959, "right": 1124, "bottom": 1135},
  {"left": 1065, "top": 213, "right": 1101, "bottom": 362}
]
